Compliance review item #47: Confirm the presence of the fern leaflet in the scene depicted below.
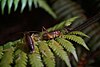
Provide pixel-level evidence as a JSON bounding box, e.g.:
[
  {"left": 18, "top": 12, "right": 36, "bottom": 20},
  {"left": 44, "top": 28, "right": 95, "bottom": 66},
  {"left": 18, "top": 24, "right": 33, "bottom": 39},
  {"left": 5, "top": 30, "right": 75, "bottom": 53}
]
[
  {"left": 64, "top": 16, "right": 79, "bottom": 26},
  {"left": 3, "top": 42, "right": 15, "bottom": 49},
  {"left": 32, "top": 0, "right": 57, "bottom": 18},
  {"left": 7, "top": 0, "right": 13, "bottom": 14},
  {"left": 63, "top": 35, "right": 89, "bottom": 50},
  {"left": 14, "top": 0, "right": 19, "bottom": 11},
  {"left": 14, "top": 49, "right": 28, "bottom": 67},
  {"left": 1, "top": 0, "right": 6, "bottom": 14},
  {"left": 0, "top": 46, "right": 3, "bottom": 59},
  {"left": 21, "top": 0, "right": 27, "bottom": 13},
  {"left": 0, "top": 47, "right": 14, "bottom": 67},
  {"left": 38, "top": 0, "right": 57, "bottom": 18},
  {"left": 47, "top": 17, "right": 78, "bottom": 32},
  {"left": 38, "top": 41, "right": 55, "bottom": 67},
  {"left": 28, "top": 0, "right": 32, "bottom": 11},
  {"left": 48, "top": 40, "right": 71, "bottom": 67},
  {"left": 33, "top": 0, "right": 38, "bottom": 8},
  {"left": 68, "top": 31, "right": 89, "bottom": 38},
  {"left": 55, "top": 37, "right": 78, "bottom": 61},
  {"left": 28, "top": 45, "right": 43, "bottom": 67}
]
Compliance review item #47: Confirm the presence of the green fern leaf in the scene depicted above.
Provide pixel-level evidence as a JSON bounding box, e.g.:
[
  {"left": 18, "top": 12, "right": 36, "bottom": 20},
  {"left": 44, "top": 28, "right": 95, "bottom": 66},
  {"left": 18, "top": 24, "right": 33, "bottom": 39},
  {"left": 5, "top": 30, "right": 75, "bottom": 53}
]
[
  {"left": 63, "top": 35, "right": 89, "bottom": 50},
  {"left": 21, "top": 0, "right": 27, "bottom": 13},
  {"left": 29, "top": 53, "right": 43, "bottom": 67},
  {"left": 48, "top": 40, "right": 71, "bottom": 67},
  {"left": 3, "top": 42, "right": 14, "bottom": 50},
  {"left": 0, "top": 47, "right": 14, "bottom": 67},
  {"left": 65, "top": 16, "right": 79, "bottom": 26},
  {"left": 55, "top": 37, "right": 78, "bottom": 61},
  {"left": 14, "top": 0, "right": 20, "bottom": 11},
  {"left": 29, "top": 45, "right": 44, "bottom": 67},
  {"left": 28, "top": 0, "right": 32, "bottom": 11},
  {"left": 13, "top": 39, "right": 23, "bottom": 47},
  {"left": 1, "top": 0, "right": 6, "bottom": 14},
  {"left": 1, "top": 0, "right": 56, "bottom": 18},
  {"left": 33, "top": 0, "right": 38, "bottom": 8},
  {"left": 68, "top": 31, "right": 89, "bottom": 38},
  {"left": 38, "top": 41, "right": 55, "bottom": 67},
  {"left": 0, "top": 46, "right": 3, "bottom": 59},
  {"left": 38, "top": 0, "right": 57, "bottom": 18},
  {"left": 7, "top": 0, "right": 13, "bottom": 14},
  {"left": 48, "top": 22, "right": 64, "bottom": 32},
  {"left": 47, "top": 17, "right": 78, "bottom": 32},
  {"left": 14, "top": 49, "right": 28, "bottom": 67}
]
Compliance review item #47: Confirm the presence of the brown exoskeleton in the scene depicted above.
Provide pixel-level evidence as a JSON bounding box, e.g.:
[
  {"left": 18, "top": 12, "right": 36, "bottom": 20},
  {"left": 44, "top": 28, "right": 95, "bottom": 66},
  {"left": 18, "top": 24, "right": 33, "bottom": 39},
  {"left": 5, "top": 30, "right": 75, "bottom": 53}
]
[
  {"left": 42, "top": 27, "right": 61, "bottom": 40},
  {"left": 24, "top": 32, "right": 34, "bottom": 53},
  {"left": 23, "top": 31, "right": 39, "bottom": 53}
]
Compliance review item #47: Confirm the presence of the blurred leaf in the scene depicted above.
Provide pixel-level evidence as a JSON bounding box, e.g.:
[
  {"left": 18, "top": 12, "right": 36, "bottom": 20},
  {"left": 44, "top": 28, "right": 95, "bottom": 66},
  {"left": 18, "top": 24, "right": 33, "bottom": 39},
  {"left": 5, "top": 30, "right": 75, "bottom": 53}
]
[
  {"left": 14, "top": 0, "right": 20, "bottom": 11},
  {"left": 21, "top": 0, "right": 27, "bottom": 13},
  {"left": 33, "top": 0, "right": 38, "bottom": 8},
  {"left": 38, "top": 0, "right": 57, "bottom": 18},
  {"left": 28, "top": 0, "right": 32, "bottom": 11},
  {"left": 7, "top": 0, "right": 13, "bottom": 14},
  {"left": 1, "top": 0, "right": 6, "bottom": 14}
]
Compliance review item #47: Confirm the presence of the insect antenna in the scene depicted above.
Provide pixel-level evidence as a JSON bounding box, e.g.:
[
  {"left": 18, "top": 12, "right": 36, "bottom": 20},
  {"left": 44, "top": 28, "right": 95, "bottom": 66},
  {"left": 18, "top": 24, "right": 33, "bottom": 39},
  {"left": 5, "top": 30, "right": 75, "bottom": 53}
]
[{"left": 74, "top": 12, "right": 100, "bottom": 31}]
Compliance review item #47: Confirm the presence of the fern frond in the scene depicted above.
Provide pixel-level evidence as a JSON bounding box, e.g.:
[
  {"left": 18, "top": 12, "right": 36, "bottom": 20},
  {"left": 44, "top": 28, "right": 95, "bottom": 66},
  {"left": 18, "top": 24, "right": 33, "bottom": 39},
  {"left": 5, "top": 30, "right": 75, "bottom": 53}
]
[
  {"left": 38, "top": 41, "right": 55, "bottom": 67},
  {"left": 0, "top": 0, "right": 56, "bottom": 18},
  {"left": 28, "top": 45, "right": 44, "bottom": 67},
  {"left": 0, "top": 46, "right": 3, "bottom": 59},
  {"left": 14, "top": 49, "right": 28, "bottom": 67},
  {"left": 37, "top": 0, "right": 57, "bottom": 18},
  {"left": 63, "top": 35, "right": 89, "bottom": 50},
  {"left": 55, "top": 37, "right": 78, "bottom": 61},
  {"left": 68, "top": 31, "right": 89, "bottom": 38},
  {"left": 48, "top": 40, "right": 71, "bottom": 67},
  {"left": 0, "top": 47, "right": 14, "bottom": 67},
  {"left": 47, "top": 16, "right": 78, "bottom": 32},
  {"left": 7, "top": 0, "right": 13, "bottom": 14}
]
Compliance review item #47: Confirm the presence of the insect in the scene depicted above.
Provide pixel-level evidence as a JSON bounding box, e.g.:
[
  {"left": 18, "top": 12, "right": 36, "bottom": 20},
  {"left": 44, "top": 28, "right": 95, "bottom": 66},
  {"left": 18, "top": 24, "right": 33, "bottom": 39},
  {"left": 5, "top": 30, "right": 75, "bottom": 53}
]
[
  {"left": 24, "top": 32, "right": 35, "bottom": 53},
  {"left": 42, "top": 27, "right": 61, "bottom": 40}
]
